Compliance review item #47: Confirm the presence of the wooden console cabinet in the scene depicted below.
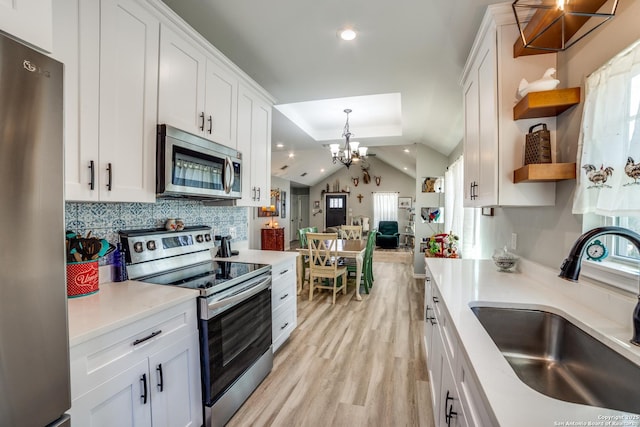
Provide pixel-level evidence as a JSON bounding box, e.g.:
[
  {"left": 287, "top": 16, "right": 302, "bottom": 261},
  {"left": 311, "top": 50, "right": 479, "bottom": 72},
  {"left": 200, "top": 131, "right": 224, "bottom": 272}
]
[{"left": 261, "top": 227, "right": 285, "bottom": 251}]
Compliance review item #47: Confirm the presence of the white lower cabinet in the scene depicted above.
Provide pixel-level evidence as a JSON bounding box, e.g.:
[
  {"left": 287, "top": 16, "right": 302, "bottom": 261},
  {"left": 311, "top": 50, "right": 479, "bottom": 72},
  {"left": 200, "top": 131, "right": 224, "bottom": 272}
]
[
  {"left": 69, "top": 299, "right": 202, "bottom": 427},
  {"left": 425, "top": 269, "right": 493, "bottom": 427},
  {"left": 271, "top": 258, "right": 297, "bottom": 352}
]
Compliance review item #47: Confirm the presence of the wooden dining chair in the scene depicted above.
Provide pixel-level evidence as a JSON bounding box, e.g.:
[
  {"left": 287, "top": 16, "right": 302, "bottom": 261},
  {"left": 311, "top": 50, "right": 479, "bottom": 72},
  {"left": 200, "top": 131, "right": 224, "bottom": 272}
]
[
  {"left": 307, "top": 232, "right": 347, "bottom": 304},
  {"left": 340, "top": 225, "right": 362, "bottom": 240}
]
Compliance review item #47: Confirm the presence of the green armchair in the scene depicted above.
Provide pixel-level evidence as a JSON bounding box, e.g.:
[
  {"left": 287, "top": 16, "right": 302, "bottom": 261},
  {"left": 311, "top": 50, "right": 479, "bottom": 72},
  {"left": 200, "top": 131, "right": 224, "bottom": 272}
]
[{"left": 376, "top": 221, "right": 399, "bottom": 249}]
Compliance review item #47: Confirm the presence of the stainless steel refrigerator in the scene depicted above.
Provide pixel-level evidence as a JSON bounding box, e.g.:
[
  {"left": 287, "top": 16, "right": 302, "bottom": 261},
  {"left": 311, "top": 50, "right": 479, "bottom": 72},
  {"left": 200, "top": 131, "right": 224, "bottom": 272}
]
[{"left": 0, "top": 33, "right": 70, "bottom": 426}]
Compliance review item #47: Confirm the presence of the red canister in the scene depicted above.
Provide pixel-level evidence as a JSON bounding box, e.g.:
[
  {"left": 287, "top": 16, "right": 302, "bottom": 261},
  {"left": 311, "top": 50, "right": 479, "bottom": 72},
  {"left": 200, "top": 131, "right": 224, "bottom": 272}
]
[{"left": 66, "top": 260, "right": 99, "bottom": 297}]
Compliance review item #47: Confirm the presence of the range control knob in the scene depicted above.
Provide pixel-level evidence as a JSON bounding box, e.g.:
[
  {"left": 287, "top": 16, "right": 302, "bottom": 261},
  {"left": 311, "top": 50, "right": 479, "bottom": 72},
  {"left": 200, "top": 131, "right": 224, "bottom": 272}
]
[
  {"left": 196, "top": 235, "right": 204, "bottom": 243},
  {"left": 146, "top": 240, "right": 156, "bottom": 251},
  {"left": 204, "top": 234, "right": 212, "bottom": 242},
  {"left": 133, "top": 242, "right": 144, "bottom": 253}
]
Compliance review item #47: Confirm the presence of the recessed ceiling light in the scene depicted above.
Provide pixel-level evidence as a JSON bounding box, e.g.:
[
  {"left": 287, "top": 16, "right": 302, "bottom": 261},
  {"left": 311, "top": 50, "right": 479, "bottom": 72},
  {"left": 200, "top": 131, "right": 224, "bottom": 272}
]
[
  {"left": 288, "top": 153, "right": 295, "bottom": 158},
  {"left": 403, "top": 167, "right": 408, "bottom": 170},
  {"left": 404, "top": 148, "right": 410, "bottom": 153},
  {"left": 339, "top": 28, "right": 357, "bottom": 41},
  {"left": 276, "top": 143, "right": 284, "bottom": 148},
  {"left": 320, "top": 168, "right": 325, "bottom": 173}
]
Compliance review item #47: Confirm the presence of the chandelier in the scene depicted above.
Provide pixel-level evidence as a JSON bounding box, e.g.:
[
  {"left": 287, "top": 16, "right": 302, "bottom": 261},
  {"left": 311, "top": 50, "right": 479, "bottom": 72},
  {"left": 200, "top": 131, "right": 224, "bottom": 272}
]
[{"left": 329, "top": 109, "right": 368, "bottom": 169}]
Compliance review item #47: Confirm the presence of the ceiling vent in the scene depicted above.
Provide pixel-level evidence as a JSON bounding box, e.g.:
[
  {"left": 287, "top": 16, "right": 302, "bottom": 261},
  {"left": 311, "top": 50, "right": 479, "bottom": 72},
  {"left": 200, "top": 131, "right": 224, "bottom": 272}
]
[
  {"left": 300, "top": 172, "right": 308, "bottom": 177},
  {"left": 280, "top": 165, "right": 288, "bottom": 170}
]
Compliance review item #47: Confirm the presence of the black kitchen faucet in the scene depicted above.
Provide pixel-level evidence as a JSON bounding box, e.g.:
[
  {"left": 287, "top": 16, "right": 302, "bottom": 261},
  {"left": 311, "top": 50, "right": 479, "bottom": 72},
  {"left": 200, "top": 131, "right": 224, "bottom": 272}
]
[{"left": 559, "top": 226, "right": 640, "bottom": 346}]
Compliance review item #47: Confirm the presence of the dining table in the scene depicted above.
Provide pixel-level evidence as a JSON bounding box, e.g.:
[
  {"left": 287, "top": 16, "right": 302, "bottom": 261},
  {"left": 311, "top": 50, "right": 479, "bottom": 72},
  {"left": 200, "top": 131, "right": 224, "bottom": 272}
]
[{"left": 296, "top": 238, "right": 367, "bottom": 301}]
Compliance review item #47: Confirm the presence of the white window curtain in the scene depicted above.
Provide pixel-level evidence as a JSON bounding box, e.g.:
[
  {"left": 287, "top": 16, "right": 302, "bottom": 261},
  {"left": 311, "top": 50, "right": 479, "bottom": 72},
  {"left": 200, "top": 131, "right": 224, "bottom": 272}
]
[
  {"left": 445, "top": 157, "right": 464, "bottom": 237},
  {"left": 573, "top": 39, "right": 640, "bottom": 216},
  {"left": 372, "top": 192, "right": 398, "bottom": 229},
  {"left": 444, "top": 156, "right": 477, "bottom": 257}
]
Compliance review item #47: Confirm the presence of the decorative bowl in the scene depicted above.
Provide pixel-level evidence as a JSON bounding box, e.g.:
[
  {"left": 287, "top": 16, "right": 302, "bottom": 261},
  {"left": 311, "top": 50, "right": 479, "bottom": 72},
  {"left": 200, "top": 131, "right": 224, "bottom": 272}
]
[
  {"left": 492, "top": 255, "right": 518, "bottom": 272},
  {"left": 492, "top": 247, "right": 519, "bottom": 272}
]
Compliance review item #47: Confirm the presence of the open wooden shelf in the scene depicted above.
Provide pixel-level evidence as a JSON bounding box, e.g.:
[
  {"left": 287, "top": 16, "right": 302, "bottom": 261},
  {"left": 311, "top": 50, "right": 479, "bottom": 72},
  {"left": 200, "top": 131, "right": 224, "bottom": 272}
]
[
  {"left": 513, "top": 163, "right": 576, "bottom": 183},
  {"left": 513, "top": 0, "right": 610, "bottom": 57},
  {"left": 513, "top": 88, "right": 581, "bottom": 120}
]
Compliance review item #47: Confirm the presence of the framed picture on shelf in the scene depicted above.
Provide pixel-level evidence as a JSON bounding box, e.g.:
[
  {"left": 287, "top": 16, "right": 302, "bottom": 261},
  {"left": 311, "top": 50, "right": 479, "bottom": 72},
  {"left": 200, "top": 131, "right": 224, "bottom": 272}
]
[{"left": 398, "top": 197, "right": 412, "bottom": 209}]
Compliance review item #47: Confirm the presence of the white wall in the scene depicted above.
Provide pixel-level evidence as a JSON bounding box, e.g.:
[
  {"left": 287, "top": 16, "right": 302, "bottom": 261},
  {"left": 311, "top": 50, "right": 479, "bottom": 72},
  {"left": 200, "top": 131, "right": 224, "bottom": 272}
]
[
  {"left": 308, "top": 157, "right": 415, "bottom": 231},
  {"left": 415, "top": 144, "right": 448, "bottom": 272}
]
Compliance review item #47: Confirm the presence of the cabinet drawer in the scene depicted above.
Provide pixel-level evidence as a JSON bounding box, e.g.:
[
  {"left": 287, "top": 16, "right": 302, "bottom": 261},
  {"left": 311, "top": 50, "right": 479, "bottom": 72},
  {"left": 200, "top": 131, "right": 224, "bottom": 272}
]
[
  {"left": 431, "top": 286, "right": 458, "bottom": 373},
  {"left": 272, "top": 275, "right": 295, "bottom": 311},
  {"left": 272, "top": 302, "right": 296, "bottom": 352},
  {"left": 70, "top": 299, "right": 197, "bottom": 399}
]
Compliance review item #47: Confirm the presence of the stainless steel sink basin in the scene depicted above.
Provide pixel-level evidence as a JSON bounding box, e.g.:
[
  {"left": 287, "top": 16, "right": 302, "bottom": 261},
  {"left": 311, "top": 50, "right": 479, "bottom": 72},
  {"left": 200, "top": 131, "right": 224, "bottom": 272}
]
[{"left": 471, "top": 306, "right": 640, "bottom": 414}]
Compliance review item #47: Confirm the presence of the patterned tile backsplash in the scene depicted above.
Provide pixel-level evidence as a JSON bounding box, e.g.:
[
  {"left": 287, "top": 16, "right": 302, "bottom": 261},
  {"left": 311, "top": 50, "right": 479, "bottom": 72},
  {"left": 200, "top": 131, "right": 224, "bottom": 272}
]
[{"left": 66, "top": 199, "right": 248, "bottom": 264}]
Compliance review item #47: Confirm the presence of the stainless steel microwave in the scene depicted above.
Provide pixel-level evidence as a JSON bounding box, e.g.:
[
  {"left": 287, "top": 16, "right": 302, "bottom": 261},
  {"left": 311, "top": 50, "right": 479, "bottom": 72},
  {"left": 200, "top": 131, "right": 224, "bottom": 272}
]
[{"left": 156, "top": 124, "right": 242, "bottom": 200}]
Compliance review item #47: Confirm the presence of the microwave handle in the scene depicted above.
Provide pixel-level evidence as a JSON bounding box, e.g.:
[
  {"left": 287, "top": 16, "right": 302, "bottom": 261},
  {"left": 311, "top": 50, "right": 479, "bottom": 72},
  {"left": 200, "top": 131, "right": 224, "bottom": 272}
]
[{"left": 223, "top": 157, "right": 235, "bottom": 193}]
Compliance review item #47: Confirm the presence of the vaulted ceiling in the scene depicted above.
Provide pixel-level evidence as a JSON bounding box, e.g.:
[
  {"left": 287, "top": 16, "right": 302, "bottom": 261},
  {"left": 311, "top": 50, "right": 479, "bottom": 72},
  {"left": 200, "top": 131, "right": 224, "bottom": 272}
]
[{"left": 161, "top": 0, "right": 506, "bottom": 186}]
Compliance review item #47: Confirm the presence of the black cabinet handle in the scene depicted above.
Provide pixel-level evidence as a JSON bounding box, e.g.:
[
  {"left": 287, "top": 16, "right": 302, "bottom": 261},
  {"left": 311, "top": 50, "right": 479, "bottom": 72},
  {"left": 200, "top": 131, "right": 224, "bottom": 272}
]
[
  {"left": 433, "top": 296, "right": 439, "bottom": 303},
  {"left": 445, "top": 390, "right": 457, "bottom": 426},
  {"left": 257, "top": 187, "right": 261, "bottom": 201},
  {"left": 280, "top": 269, "right": 289, "bottom": 275},
  {"left": 133, "top": 330, "right": 162, "bottom": 346},
  {"left": 200, "top": 112, "right": 205, "bottom": 131},
  {"left": 208, "top": 115, "right": 213, "bottom": 134},
  {"left": 140, "top": 373, "right": 148, "bottom": 404},
  {"left": 106, "top": 163, "right": 112, "bottom": 191},
  {"left": 156, "top": 364, "right": 164, "bottom": 392},
  {"left": 429, "top": 317, "right": 437, "bottom": 325},
  {"left": 280, "top": 322, "right": 289, "bottom": 330},
  {"left": 88, "top": 160, "right": 95, "bottom": 190},
  {"left": 280, "top": 293, "right": 289, "bottom": 300}
]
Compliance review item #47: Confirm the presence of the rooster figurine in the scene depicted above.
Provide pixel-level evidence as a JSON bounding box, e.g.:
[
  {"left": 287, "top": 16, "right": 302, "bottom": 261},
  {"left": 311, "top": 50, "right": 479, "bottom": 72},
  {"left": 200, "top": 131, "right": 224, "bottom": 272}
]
[
  {"left": 582, "top": 164, "right": 614, "bottom": 188},
  {"left": 624, "top": 156, "right": 640, "bottom": 186},
  {"left": 518, "top": 68, "right": 560, "bottom": 98}
]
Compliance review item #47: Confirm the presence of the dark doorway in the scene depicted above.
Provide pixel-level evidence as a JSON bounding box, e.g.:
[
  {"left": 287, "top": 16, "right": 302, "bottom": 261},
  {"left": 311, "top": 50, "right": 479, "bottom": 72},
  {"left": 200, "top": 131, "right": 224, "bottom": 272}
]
[{"left": 325, "top": 194, "right": 347, "bottom": 228}]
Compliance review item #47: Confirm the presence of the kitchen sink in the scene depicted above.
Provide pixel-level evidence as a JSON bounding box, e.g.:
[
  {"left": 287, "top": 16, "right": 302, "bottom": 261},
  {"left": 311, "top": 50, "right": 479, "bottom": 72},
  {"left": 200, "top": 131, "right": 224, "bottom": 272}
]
[{"left": 471, "top": 306, "right": 640, "bottom": 414}]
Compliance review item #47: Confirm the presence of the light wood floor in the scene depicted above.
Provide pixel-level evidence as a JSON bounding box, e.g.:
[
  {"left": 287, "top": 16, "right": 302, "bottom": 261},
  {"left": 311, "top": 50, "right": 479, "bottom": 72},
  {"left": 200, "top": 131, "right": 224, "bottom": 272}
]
[{"left": 227, "top": 260, "right": 434, "bottom": 427}]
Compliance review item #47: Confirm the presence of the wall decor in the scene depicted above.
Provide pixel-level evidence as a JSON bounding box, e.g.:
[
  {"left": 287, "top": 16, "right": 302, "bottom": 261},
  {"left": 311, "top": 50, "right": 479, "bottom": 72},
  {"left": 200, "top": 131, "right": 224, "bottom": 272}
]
[
  {"left": 314, "top": 200, "right": 320, "bottom": 209},
  {"left": 481, "top": 207, "right": 494, "bottom": 216},
  {"left": 357, "top": 194, "right": 363, "bottom": 203},
  {"left": 422, "top": 177, "right": 438, "bottom": 192},
  {"left": 374, "top": 176, "right": 381, "bottom": 186},
  {"left": 421, "top": 207, "right": 444, "bottom": 223},
  {"left": 352, "top": 176, "right": 359, "bottom": 187},
  {"left": 398, "top": 197, "right": 412, "bottom": 209}
]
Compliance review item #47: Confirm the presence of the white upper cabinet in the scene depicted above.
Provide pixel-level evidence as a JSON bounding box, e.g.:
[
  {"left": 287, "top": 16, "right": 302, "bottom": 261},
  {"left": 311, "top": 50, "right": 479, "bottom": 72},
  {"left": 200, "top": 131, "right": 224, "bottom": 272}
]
[
  {"left": 0, "top": 0, "right": 53, "bottom": 52},
  {"left": 461, "top": 4, "right": 557, "bottom": 208},
  {"left": 158, "top": 26, "right": 239, "bottom": 148},
  {"left": 54, "top": 0, "right": 159, "bottom": 202},
  {"left": 204, "top": 58, "right": 238, "bottom": 147},
  {"left": 237, "top": 84, "right": 272, "bottom": 206},
  {"left": 158, "top": 25, "right": 206, "bottom": 135}
]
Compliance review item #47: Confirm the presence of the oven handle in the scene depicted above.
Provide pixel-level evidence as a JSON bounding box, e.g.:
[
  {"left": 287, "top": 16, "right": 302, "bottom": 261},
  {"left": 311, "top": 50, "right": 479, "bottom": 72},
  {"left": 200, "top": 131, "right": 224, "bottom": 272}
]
[{"left": 202, "top": 274, "right": 272, "bottom": 319}]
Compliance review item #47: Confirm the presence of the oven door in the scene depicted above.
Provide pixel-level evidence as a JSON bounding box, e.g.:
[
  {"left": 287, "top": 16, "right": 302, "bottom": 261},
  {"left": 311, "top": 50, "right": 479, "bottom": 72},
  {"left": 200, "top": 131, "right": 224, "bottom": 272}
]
[{"left": 199, "top": 275, "right": 272, "bottom": 406}]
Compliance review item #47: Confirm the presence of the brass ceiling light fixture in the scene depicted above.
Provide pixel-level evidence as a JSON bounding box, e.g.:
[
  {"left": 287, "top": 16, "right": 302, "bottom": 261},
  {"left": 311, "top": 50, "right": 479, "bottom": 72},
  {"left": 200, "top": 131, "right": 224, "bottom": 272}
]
[
  {"left": 330, "top": 109, "right": 368, "bottom": 169},
  {"left": 512, "top": 0, "right": 618, "bottom": 54}
]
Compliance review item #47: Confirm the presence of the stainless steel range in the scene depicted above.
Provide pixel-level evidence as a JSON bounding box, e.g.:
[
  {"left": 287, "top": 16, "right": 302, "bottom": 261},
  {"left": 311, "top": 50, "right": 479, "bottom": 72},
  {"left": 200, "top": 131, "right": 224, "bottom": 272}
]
[{"left": 120, "top": 226, "right": 273, "bottom": 427}]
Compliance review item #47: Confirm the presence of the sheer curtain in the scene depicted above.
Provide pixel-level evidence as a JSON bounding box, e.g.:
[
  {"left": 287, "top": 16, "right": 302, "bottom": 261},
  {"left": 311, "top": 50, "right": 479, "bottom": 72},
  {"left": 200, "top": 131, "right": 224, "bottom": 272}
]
[
  {"left": 445, "top": 157, "right": 464, "bottom": 237},
  {"left": 372, "top": 192, "right": 398, "bottom": 229},
  {"left": 573, "top": 38, "right": 640, "bottom": 216}
]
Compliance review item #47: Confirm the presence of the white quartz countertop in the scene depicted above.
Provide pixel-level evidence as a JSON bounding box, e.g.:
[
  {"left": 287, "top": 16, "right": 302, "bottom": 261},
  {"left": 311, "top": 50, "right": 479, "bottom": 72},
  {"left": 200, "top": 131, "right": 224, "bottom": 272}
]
[
  {"left": 215, "top": 249, "right": 298, "bottom": 265},
  {"left": 425, "top": 258, "right": 640, "bottom": 427},
  {"left": 67, "top": 280, "right": 198, "bottom": 347}
]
